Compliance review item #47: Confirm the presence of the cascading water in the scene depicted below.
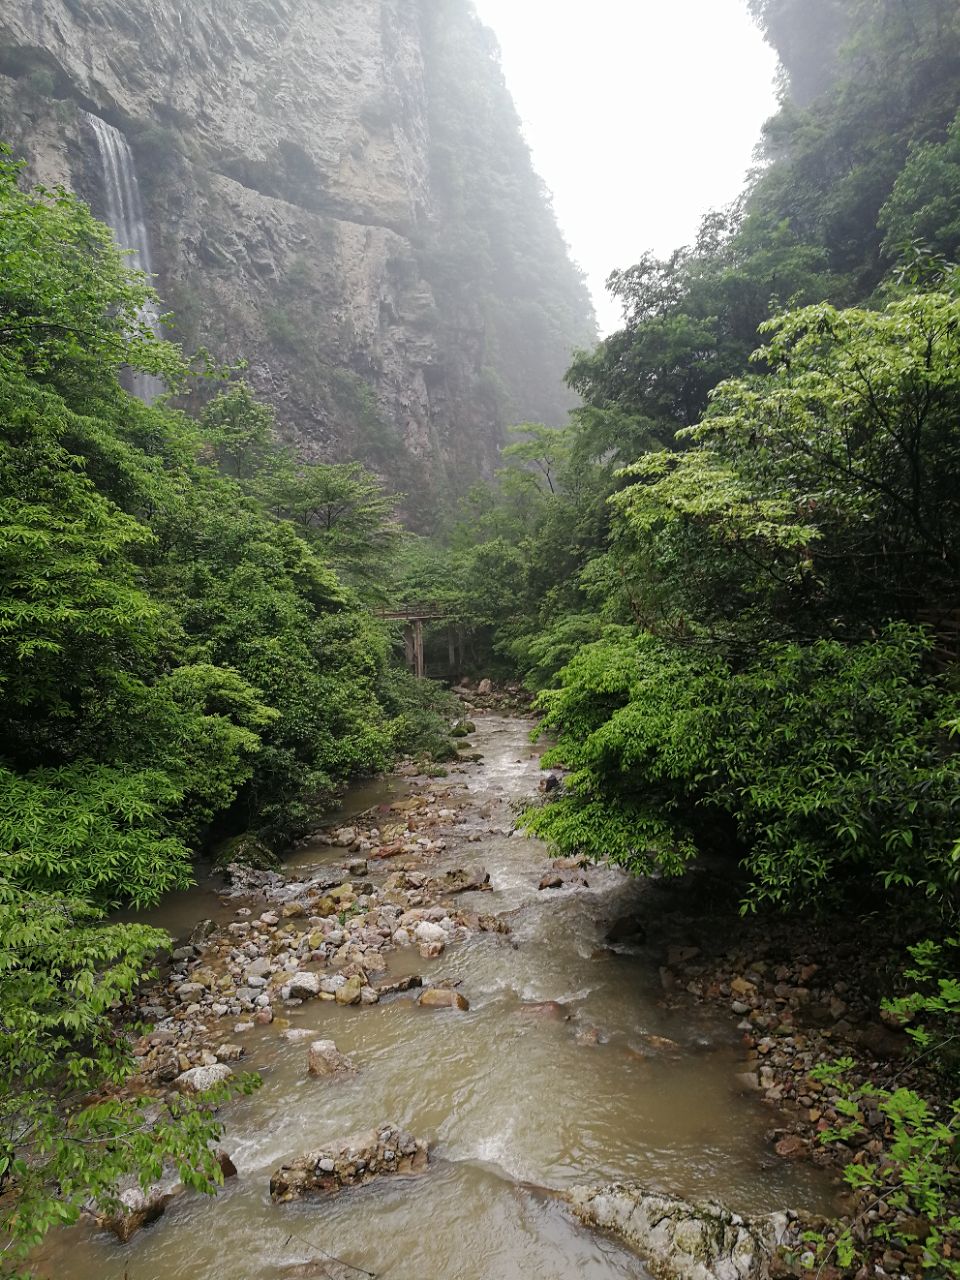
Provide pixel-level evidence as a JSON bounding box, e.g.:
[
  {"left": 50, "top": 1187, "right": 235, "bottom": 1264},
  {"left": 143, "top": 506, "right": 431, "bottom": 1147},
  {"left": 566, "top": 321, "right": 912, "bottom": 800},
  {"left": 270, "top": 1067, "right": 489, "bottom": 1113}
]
[{"left": 85, "top": 113, "right": 165, "bottom": 404}]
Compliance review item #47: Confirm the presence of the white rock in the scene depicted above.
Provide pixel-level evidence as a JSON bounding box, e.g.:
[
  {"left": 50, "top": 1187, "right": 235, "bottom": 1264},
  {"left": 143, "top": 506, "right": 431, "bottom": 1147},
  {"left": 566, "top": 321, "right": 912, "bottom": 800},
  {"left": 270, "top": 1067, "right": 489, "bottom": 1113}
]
[
  {"left": 174, "top": 1064, "right": 234, "bottom": 1094},
  {"left": 570, "top": 1184, "right": 789, "bottom": 1280},
  {"left": 413, "top": 921, "right": 447, "bottom": 946}
]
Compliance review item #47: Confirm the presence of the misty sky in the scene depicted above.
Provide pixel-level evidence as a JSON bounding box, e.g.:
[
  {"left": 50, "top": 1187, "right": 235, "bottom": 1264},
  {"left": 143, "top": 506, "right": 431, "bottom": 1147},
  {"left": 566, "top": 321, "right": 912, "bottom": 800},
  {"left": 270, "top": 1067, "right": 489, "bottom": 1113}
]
[{"left": 471, "top": 0, "right": 780, "bottom": 335}]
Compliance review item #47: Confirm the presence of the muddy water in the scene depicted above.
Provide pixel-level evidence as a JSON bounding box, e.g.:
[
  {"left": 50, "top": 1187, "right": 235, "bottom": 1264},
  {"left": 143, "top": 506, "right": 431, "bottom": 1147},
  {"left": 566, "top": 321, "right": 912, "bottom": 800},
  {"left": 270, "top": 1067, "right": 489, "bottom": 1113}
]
[{"left": 40, "top": 716, "right": 836, "bottom": 1280}]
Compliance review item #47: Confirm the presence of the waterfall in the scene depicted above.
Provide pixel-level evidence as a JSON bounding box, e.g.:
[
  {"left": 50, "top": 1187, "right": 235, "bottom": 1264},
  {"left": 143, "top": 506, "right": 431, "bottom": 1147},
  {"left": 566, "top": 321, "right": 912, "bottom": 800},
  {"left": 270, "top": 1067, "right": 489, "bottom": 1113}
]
[{"left": 85, "top": 114, "right": 165, "bottom": 404}]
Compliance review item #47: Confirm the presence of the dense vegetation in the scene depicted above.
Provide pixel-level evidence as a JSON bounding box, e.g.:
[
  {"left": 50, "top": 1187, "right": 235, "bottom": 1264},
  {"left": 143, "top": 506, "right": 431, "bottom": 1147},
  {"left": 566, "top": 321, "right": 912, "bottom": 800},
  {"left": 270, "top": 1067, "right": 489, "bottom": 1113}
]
[
  {"left": 432, "top": 0, "right": 960, "bottom": 914},
  {"left": 406, "top": 1, "right": 960, "bottom": 1268},
  {"left": 0, "top": 150, "right": 454, "bottom": 1272}
]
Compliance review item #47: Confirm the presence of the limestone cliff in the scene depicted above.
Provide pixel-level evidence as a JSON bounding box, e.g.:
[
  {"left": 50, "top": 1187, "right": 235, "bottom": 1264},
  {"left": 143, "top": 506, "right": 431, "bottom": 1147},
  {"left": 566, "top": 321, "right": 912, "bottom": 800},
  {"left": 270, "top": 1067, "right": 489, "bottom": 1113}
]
[{"left": 0, "top": 0, "right": 595, "bottom": 515}]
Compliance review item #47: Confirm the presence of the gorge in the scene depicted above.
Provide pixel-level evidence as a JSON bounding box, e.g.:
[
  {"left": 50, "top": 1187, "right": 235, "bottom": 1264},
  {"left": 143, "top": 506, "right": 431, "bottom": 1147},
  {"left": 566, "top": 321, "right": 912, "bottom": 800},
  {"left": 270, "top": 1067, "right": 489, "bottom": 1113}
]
[{"left": 3, "top": 2, "right": 960, "bottom": 1277}]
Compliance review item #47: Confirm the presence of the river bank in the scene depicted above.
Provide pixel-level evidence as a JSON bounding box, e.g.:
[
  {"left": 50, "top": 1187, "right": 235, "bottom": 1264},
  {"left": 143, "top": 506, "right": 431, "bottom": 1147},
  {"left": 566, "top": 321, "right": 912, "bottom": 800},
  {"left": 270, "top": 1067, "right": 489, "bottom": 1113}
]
[
  {"left": 629, "top": 864, "right": 948, "bottom": 1279},
  {"left": 35, "top": 706, "right": 846, "bottom": 1280}
]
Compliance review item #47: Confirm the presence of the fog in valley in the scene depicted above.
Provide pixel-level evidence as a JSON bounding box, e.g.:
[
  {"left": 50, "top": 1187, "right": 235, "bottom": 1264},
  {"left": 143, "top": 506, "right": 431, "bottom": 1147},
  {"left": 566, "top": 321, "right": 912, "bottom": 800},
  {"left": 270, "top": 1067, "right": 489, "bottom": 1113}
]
[{"left": 473, "top": 0, "right": 779, "bottom": 331}]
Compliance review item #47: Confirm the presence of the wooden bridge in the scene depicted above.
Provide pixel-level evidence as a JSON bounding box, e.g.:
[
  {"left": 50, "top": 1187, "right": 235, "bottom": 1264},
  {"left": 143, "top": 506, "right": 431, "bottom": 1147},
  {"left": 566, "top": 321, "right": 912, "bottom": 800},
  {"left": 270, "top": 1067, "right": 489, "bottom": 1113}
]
[{"left": 375, "top": 603, "right": 461, "bottom": 679}]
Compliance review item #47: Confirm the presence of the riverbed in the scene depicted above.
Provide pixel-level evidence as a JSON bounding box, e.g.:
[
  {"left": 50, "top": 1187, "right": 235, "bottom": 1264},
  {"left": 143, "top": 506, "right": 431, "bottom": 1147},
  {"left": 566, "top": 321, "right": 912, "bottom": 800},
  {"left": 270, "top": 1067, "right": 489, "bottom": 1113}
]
[{"left": 36, "top": 714, "right": 836, "bottom": 1280}]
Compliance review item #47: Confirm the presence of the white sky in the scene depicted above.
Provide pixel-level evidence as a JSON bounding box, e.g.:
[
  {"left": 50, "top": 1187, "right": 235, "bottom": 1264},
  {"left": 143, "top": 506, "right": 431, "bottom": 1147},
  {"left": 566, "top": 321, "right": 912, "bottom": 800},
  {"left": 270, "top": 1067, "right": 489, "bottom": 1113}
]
[{"left": 471, "top": 0, "right": 780, "bottom": 335}]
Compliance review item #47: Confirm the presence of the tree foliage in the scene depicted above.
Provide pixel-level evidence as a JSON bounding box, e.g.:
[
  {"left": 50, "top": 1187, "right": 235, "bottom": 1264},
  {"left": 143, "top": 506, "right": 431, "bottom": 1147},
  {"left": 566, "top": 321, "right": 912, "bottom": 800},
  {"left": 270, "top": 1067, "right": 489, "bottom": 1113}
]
[{"left": 0, "top": 148, "right": 453, "bottom": 1268}]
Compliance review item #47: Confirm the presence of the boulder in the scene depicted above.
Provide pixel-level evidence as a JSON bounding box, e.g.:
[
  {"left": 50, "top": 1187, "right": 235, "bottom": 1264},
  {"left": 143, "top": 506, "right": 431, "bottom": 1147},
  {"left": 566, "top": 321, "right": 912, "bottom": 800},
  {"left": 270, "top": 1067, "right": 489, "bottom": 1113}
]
[
  {"left": 94, "top": 1183, "right": 181, "bottom": 1243},
  {"left": 155, "top": 1046, "right": 181, "bottom": 1082},
  {"left": 774, "top": 1135, "right": 811, "bottom": 1160},
  {"left": 414, "top": 921, "right": 447, "bottom": 946},
  {"left": 376, "top": 974, "right": 423, "bottom": 997},
  {"left": 569, "top": 1184, "right": 790, "bottom": 1280},
  {"left": 174, "top": 1063, "right": 234, "bottom": 1095},
  {"left": 189, "top": 918, "right": 217, "bottom": 946},
  {"left": 433, "top": 868, "right": 490, "bottom": 895},
  {"left": 269, "top": 1124, "right": 429, "bottom": 1202},
  {"left": 335, "top": 974, "right": 363, "bottom": 1005},
  {"left": 175, "top": 982, "right": 205, "bottom": 1003},
  {"left": 418, "top": 987, "right": 469, "bottom": 1011},
  {"left": 212, "top": 833, "right": 279, "bottom": 872},
  {"left": 477, "top": 679, "right": 493, "bottom": 695},
  {"left": 516, "top": 1000, "right": 570, "bottom": 1021},
  {"left": 307, "top": 1039, "right": 355, "bottom": 1078},
  {"left": 287, "top": 972, "right": 321, "bottom": 1000}
]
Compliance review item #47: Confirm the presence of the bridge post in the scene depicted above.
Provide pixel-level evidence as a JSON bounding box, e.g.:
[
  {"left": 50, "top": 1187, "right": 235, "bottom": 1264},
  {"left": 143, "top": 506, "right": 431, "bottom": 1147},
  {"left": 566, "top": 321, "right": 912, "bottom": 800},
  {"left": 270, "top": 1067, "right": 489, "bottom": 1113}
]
[
  {"left": 404, "top": 623, "right": 415, "bottom": 672},
  {"left": 379, "top": 604, "right": 455, "bottom": 679},
  {"left": 413, "top": 618, "right": 425, "bottom": 679}
]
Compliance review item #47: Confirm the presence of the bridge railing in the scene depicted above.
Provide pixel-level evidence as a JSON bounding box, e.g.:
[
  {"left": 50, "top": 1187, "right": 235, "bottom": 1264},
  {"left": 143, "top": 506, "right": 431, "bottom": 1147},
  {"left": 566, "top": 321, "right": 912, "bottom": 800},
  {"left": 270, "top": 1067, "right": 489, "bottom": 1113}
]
[{"left": 375, "top": 602, "right": 452, "bottom": 621}]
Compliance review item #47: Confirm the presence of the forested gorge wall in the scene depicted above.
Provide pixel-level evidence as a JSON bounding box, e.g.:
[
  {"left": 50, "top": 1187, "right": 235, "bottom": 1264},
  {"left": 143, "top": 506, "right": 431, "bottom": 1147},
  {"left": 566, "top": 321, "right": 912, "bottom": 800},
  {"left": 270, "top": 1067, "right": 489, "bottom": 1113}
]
[{"left": 0, "top": 0, "right": 594, "bottom": 518}]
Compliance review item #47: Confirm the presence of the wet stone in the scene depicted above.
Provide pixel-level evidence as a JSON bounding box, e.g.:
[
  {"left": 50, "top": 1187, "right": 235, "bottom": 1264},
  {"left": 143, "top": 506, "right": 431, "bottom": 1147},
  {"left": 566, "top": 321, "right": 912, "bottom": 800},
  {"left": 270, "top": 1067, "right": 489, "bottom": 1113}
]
[
  {"left": 418, "top": 988, "right": 469, "bottom": 1011},
  {"left": 570, "top": 1183, "right": 790, "bottom": 1280},
  {"left": 94, "top": 1183, "right": 182, "bottom": 1243},
  {"left": 269, "top": 1124, "right": 429, "bottom": 1201},
  {"left": 307, "top": 1039, "right": 355, "bottom": 1077}
]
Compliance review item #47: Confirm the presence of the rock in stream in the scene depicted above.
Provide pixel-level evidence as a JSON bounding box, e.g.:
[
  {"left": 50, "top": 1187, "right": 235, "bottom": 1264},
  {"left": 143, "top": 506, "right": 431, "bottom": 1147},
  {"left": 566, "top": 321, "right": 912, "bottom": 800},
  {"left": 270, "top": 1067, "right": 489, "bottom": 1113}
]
[
  {"left": 569, "top": 1183, "right": 791, "bottom": 1280},
  {"left": 270, "top": 1125, "right": 429, "bottom": 1202}
]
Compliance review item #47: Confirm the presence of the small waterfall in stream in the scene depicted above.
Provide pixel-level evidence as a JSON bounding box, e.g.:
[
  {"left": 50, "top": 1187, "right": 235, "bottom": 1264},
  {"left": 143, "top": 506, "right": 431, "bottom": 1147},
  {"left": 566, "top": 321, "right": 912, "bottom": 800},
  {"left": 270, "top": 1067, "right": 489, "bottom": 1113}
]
[{"left": 86, "top": 113, "right": 165, "bottom": 404}]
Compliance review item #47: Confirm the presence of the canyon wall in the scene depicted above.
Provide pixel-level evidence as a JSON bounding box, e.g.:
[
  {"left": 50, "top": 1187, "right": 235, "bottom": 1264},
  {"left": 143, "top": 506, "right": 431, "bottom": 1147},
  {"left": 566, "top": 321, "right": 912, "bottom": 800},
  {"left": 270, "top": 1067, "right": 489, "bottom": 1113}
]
[{"left": 0, "top": 0, "right": 595, "bottom": 516}]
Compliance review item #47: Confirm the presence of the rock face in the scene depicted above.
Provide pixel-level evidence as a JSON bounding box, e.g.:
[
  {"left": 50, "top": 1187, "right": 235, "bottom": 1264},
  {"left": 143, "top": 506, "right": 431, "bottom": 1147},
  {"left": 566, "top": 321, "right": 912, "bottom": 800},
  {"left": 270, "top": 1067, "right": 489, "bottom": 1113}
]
[
  {"left": 269, "top": 1124, "right": 429, "bottom": 1201},
  {"left": 569, "top": 1184, "right": 790, "bottom": 1280},
  {"left": 0, "top": 1, "right": 595, "bottom": 514}
]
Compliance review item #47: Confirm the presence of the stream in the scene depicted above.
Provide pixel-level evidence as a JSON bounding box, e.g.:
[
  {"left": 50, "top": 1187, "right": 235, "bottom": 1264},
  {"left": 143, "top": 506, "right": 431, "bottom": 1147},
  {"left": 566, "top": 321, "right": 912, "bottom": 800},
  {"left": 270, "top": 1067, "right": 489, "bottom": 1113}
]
[{"left": 38, "top": 714, "right": 836, "bottom": 1280}]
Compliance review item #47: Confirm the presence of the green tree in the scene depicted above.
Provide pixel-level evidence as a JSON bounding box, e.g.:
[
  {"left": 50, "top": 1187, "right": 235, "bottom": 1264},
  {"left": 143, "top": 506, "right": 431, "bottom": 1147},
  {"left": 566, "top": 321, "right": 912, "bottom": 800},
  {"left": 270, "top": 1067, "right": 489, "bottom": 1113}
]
[
  {"left": 0, "top": 883, "right": 253, "bottom": 1277},
  {"left": 267, "top": 460, "right": 402, "bottom": 588},
  {"left": 199, "top": 382, "right": 279, "bottom": 482},
  {"left": 0, "top": 143, "right": 447, "bottom": 1267}
]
